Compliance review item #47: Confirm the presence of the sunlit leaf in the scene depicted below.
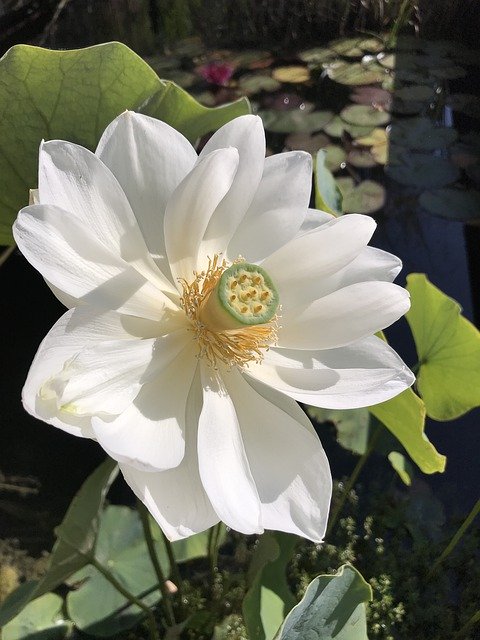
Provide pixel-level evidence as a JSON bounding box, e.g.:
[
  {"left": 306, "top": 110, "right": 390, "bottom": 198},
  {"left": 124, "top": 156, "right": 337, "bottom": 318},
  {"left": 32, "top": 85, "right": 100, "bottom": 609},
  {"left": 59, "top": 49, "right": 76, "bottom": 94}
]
[
  {"left": 275, "top": 565, "right": 371, "bottom": 640},
  {"left": 326, "top": 61, "right": 386, "bottom": 86},
  {"left": 0, "top": 43, "right": 249, "bottom": 245},
  {"left": 388, "top": 451, "right": 414, "bottom": 486},
  {"left": 272, "top": 66, "right": 311, "bottom": 83},
  {"left": 406, "top": 273, "right": 480, "bottom": 420},
  {"left": 243, "top": 533, "right": 297, "bottom": 640}
]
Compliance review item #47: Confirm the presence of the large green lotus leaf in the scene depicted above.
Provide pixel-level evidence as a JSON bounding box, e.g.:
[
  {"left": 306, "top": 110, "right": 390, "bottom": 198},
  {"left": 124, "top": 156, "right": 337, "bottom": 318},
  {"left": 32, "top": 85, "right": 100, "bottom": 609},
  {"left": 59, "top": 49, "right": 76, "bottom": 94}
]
[
  {"left": 275, "top": 565, "right": 371, "bottom": 640},
  {"left": 323, "top": 115, "right": 374, "bottom": 138},
  {"left": 370, "top": 388, "right": 445, "bottom": 473},
  {"left": 419, "top": 188, "right": 480, "bottom": 221},
  {"left": 0, "top": 458, "right": 118, "bottom": 627},
  {"left": 0, "top": 43, "right": 249, "bottom": 245},
  {"left": 340, "top": 104, "right": 390, "bottom": 127},
  {"left": 2, "top": 593, "right": 71, "bottom": 640},
  {"left": 406, "top": 273, "right": 480, "bottom": 420},
  {"left": 259, "top": 109, "right": 333, "bottom": 133},
  {"left": 386, "top": 153, "right": 460, "bottom": 188},
  {"left": 243, "top": 533, "right": 297, "bottom": 640},
  {"left": 389, "top": 117, "right": 457, "bottom": 150},
  {"left": 314, "top": 150, "right": 342, "bottom": 216},
  {"left": 335, "top": 177, "right": 385, "bottom": 214},
  {"left": 325, "top": 61, "right": 386, "bottom": 86},
  {"left": 67, "top": 505, "right": 169, "bottom": 637}
]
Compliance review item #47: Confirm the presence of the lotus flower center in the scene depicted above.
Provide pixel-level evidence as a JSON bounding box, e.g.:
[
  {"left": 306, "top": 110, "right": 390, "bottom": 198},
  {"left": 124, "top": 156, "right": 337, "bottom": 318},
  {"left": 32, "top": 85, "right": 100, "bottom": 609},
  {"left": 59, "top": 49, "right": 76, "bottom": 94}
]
[{"left": 179, "top": 256, "right": 279, "bottom": 368}]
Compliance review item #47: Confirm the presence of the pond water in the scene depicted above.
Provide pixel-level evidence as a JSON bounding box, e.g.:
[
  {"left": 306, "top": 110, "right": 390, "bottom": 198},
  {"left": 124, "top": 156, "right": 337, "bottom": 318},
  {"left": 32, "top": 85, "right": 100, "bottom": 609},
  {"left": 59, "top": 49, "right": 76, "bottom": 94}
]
[{"left": 1, "top": 33, "right": 479, "bottom": 553}]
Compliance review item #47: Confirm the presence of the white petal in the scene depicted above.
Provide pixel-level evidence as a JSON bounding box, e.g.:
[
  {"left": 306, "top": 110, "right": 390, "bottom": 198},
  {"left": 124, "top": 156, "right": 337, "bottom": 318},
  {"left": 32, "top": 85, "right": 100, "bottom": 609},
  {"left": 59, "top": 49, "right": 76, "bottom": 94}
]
[
  {"left": 96, "top": 112, "right": 197, "bottom": 276},
  {"left": 92, "top": 342, "right": 196, "bottom": 471},
  {"left": 224, "top": 369, "right": 331, "bottom": 542},
  {"left": 278, "top": 281, "right": 411, "bottom": 350},
  {"left": 198, "top": 115, "right": 266, "bottom": 259},
  {"left": 198, "top": 364, "right": 262, "bottom": 535},
  {"left": 23, "top": 307, "right": 161, "bottom": 437},
  {"left": 297, "top": 208, "right": 335, "bottom": 235},
  {"left": 262, "top": 214, "right": 376, "bottom": 308},
  {"left": 13, "top": 205, "right": 173, "bottom": 320},
  {"left": 120, "top": 368, "right": 220, "bottom": 540},
  {"left": 245, "top": 336, "right": 414, "bottom": 409},
  {"left": 38, "top": 139, "right": 174, "bottom": 293},
  {"left": 164, "top": 148, "right": 239, "bottom": 284},
  {"left": 228, "top": 151, "right": 312, "bottom": 263}
]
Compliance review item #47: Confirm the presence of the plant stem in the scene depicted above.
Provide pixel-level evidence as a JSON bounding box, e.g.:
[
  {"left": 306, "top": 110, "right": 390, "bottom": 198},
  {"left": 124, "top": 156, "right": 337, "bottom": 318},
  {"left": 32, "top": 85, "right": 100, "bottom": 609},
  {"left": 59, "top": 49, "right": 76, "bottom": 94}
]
[
  {"left": 0, "top": 244, "right": 15, "bottom": 269},
  {"left": 137, "top": 500, "right": 176, "bottom": 627},
  {"left": 90, "top": 556, "right": 159, "bottom": 640},
  {"left": 386, "top": 0, "right": 416, "bottom": 48},
  {"left": 453, "top": 610, "right": 480, "bottom": 640},
  {"left": 326, "top": 424, "right": 382, "bottom": 537},
  {"left": 429, "top": 497, "right": 480, "bottom": 577},
  {"left": 162, "top": 530, "right": 183, "bottom": 595}
]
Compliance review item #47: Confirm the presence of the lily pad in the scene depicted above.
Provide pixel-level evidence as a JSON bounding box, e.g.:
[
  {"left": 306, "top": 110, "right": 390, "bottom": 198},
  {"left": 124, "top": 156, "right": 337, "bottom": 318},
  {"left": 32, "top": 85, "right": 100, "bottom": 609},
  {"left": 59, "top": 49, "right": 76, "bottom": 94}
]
[
  {"left": 284, "top": 132, "right": 330, "bottom": 155},
  {"left": 347, "top": 149, "right": 377, "bottom": 168},
  {"left": 406, "top": 273, "right": 480, "bottom": 420},
  {"left": 355, "top": 127, "right": 388, "bottom": 164},
  {"left": 272, "top": 65, "right": 310, "bottom": 83},
  {"left": 230, "top": 50, "right": 273, "bottom": 69},
  {"left": 389, "top": 117, "right": 457, "bottom": 150},
  {"left": 237, "top": 73, "right": 281, "bottom": 95},
  {"left": 350, "top": 86, "right": 392, "bottom": 109},
  {"left": 419, "top": 188, "right": 480, "bottom": 222},
  {"left": 259, "top": 109, "right": 333, "bottom": 133},
  {"left": 336, "top": 177, "right": 386, "bottom": 214},
  {"left": 324, "top": 144, "right": 347, "bottom": 172},
  {"left": 326, "top": 61, "right": 386, "bottom": 86},
  {"left": 323, "top": 115, "right": 374, "bottom": 138},
  {"left": 386, "top": 153, "right": 460, "bottom": 188},
  {"left": 393, "top": 85, "right": 435, "bottom": 101},
  {"left": 340, "top": 104, "right": 390, "bottom": 127},
  {"left": 329, "top": 36, "right": 384, "bottom": 57},
  {"left": 430, "top": 65, "right": 467, "bottom": 80},
  {"left": 298, "top": 47, "right": 335, "bottom": 65}
]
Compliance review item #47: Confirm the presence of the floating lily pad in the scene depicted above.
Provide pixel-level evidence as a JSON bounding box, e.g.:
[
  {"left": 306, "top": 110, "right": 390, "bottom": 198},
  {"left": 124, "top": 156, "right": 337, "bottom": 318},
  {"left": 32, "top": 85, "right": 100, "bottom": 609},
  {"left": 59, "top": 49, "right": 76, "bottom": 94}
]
[
  {"left": 355, "top": 127, "right": 388, "bottom": 164},
  {"left": 394, "top": 84, "right": 435, "bottom": 101},
  {"left": 323, "top": 114, "right": 374, "bottom": 138},
  {"left": 284, "top": 132, "right": 329, "bottom": 155},
  {"left": 386, "top": 153, "right": 460, "bottom": 188},
  {"left": 406, "top": 274, "right": 480, "bottom": 420},
  {"left": 230, "top": 50, "right": 273, "bottom": 69},
  {"left": 419, "top": 188, "right": 480, "bottom": 222},
  {"left": 340, "top": 104, "right": 390, "bottom": 126},
  {"left": 259, "top": 109, "right": 333, "bottom": 133},
  {"left": 326, "top": 60, "right": 386, "bottom": 86},
  {"left": 347, "top": 148, "right": 377, "bottom": 168},
  {"left": 430, "top": 65, "right": 467, "bottom": 80},
  {"left": 324, "top": 144, "right": 347, "bottom": 171},
  {"left": 298, "top": 47, "right": 335, "bottom": 65},
  {"left": 237, "top": 73, "right": 280, "bottom": 95},
  {"left": 329, "top": 36, "right": 384, "bottom": 57},
  {"left": 262, "top": 92, "right": 314, "bottom": 112},
  {"left": 389, "top": 117, "right": 457, "bottom": 150},
  {"left": 390, "top": 99, "right": 425, "bottom": 115},
  {"left": 447, "top": 93, "right": 480, "bottom": 119},
  {"left": 350, "top": 86, "right": 392, "bottom": 109},
  {"left": 272, "top": 65, "right": 311, "bottom": 83},
  {"left": 336, "top": 177, "right": 386, "bottom": 213}
]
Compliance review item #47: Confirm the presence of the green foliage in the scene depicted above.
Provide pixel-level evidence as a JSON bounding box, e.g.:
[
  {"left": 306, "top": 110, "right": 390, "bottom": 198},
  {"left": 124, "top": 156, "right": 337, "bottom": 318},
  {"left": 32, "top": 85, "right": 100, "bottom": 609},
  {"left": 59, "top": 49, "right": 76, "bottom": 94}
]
[
  {"left": 406, "top": 273, "right": 480, "bottom": 420},
  {"left": 0, "top": 42, "right": 249, "bottom": 245},
  {"left": 2, "top": 593, "right": 71, "bottom": 640},
  {"left": 0, "top": 458, "right": 118, "bottom": 627},
  {"left": 387, "top": 452, "right": 414, "bottom": 486},
  {"left": 243, "top": 533, "right": 297, "bottom": 640},
  {"left": 314, "top": 150, "right": 342, "bottom": 215},
  {"left": 66, "top": 505, "right": 168, "bottom": 636},
  {"left": 275, "top": 564, "right": 372, "bottom": 640}
]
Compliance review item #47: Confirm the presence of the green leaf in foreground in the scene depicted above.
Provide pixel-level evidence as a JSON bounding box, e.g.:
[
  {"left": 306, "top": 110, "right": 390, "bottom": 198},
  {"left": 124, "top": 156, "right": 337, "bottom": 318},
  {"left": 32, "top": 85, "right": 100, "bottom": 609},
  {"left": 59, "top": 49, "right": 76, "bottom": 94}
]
[
  {"left": 0, "top": 42, "right": 249, "bottom": 245},
  {"left": 275, "top": 564, "right": 372, "bottom": 640},
  {"left": 406, "top": 273, "right": 480, "bottom": 420},
  {"left": 67, "top": 505, "right": 169, "bottom": 637},
  {"left": 2, "top": 593, "right": 71, "bottom": 640},
  {"left": 0, "top": 458, "right": 118, "bottom": 627},
  {"left": 388, "top": 451, "right": 414, "bottom": 486},
  {"left": 243, "top": 533, "right": 297, "bottom": 640},
  {"left": 370, "top": 388, "right": 446, "bottom": 473},
  {"left": 314, "top": 149, "right": 343, "bottom": 215}
]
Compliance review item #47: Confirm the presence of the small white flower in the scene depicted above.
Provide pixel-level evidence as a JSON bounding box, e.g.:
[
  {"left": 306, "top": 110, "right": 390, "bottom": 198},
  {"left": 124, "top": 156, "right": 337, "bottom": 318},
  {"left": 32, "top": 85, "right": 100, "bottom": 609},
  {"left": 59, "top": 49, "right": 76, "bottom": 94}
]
[{"left": 13, "top": 113, "right": 413, "bottom": 541}]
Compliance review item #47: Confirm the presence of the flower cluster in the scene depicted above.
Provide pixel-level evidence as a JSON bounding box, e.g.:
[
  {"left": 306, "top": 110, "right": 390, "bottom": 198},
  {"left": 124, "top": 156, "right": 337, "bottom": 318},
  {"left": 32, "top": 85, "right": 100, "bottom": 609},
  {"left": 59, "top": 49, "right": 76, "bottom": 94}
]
[{"left": 14, "top": 113, "right": 412, "bottom": 541}]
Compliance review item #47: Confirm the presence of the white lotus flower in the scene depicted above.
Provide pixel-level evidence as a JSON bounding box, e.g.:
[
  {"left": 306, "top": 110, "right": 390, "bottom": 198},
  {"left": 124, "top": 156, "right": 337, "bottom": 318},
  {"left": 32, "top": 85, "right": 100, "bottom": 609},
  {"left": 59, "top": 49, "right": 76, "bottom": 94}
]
[{"left": 13, "top": 113, "right": 413, "bottom": 542}]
